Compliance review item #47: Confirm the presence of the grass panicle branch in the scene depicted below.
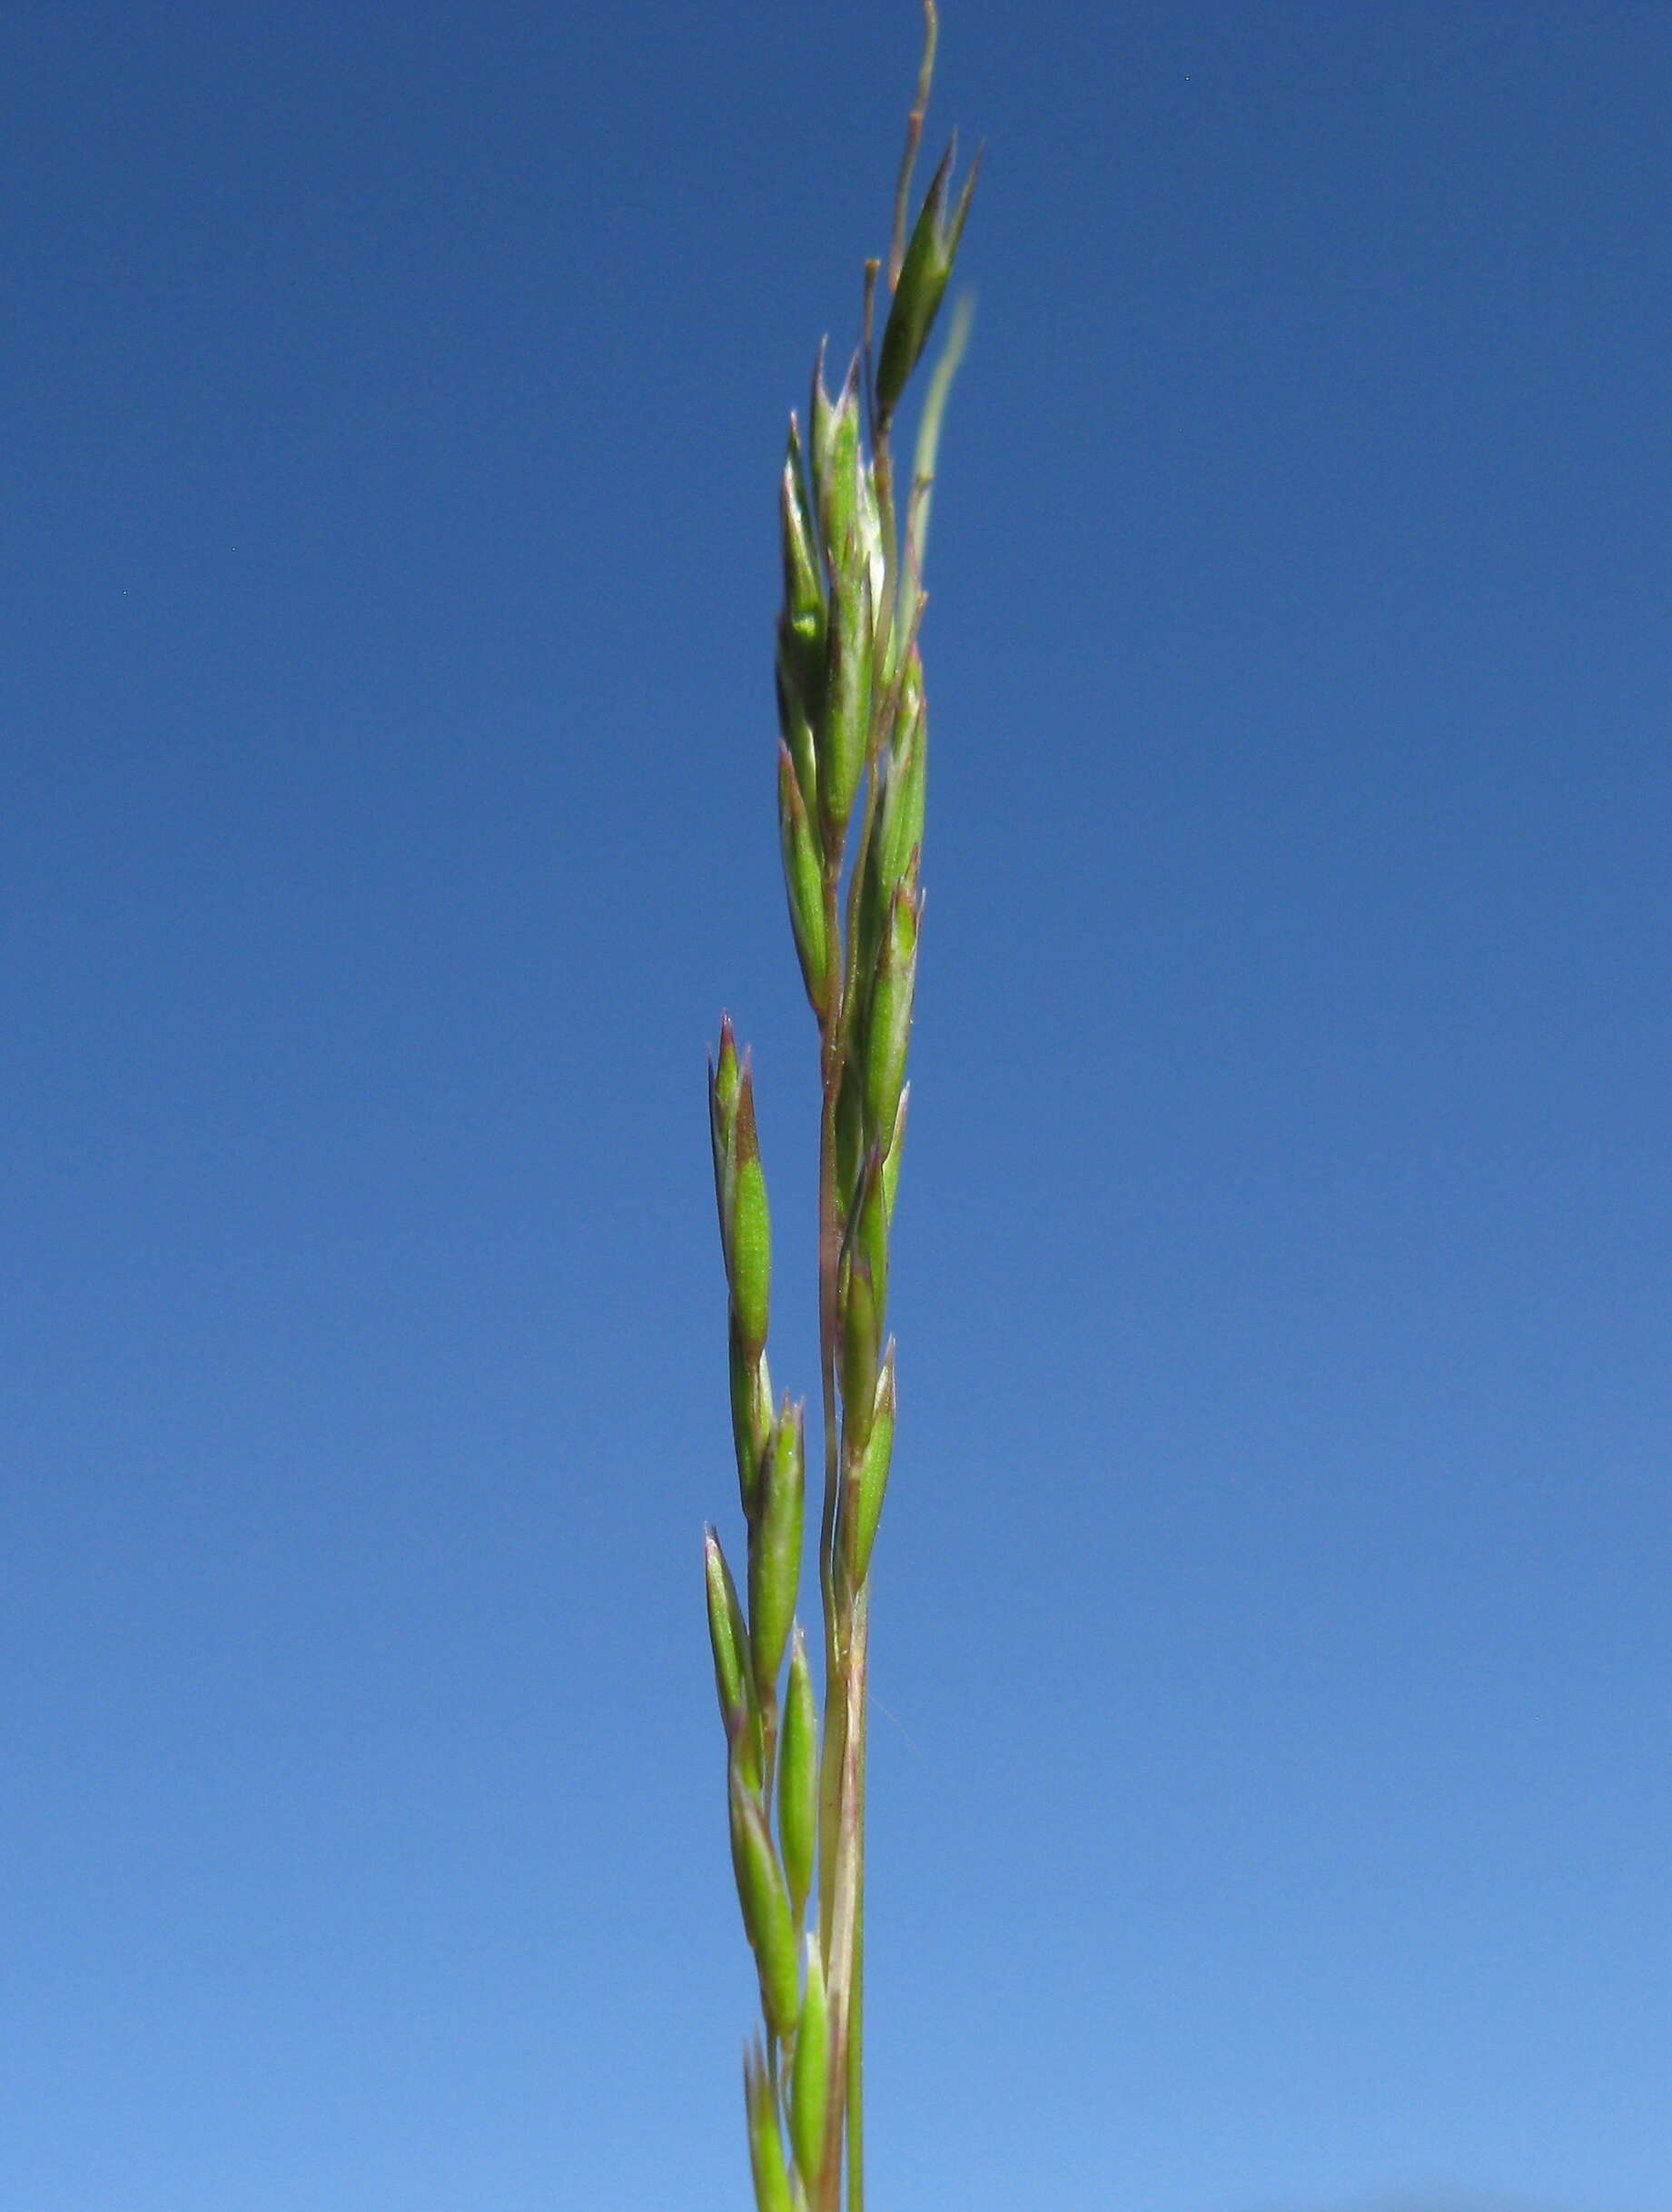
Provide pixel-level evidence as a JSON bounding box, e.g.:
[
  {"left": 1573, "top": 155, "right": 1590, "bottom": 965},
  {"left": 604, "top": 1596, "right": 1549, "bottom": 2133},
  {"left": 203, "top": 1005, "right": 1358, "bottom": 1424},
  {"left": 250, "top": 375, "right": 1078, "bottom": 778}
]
[{"left": 701, "top": 8, "right": 977, "bottom": 2207}]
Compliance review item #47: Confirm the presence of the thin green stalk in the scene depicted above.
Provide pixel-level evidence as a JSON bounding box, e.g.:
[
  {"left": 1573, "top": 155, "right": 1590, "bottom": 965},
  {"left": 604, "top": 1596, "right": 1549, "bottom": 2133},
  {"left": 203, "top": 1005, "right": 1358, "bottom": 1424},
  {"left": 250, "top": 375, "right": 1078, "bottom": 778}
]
[
  {"left": 820, "top": 1591, "right": 868, "bottom": 2212},
  {"left": 817, "top": 875, "right": 845, "bottom": 1577},
  {"left": 846, "top": 1872, "right": 865, "bottom": 2212},
  {"left": 843, "top": 1608, "right": 870, "bottom": 2212}
]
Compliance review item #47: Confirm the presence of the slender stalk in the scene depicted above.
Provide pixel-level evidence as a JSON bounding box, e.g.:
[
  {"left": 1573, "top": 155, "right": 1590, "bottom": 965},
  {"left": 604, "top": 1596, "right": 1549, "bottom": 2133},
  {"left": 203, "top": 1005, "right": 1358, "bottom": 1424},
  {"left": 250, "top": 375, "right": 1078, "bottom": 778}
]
[
  {"left": 819, "top": 1588, "right": 868, "bottom": 2212},
  {"left": 817, "top": 873, "right": 845, "bottom": 1578},
  {"left": 843, "top": 1605, "right": 870, "bottom": 2212},
  {"left": 846, "top": 1870, "right": 866, "bottom": 2212}
]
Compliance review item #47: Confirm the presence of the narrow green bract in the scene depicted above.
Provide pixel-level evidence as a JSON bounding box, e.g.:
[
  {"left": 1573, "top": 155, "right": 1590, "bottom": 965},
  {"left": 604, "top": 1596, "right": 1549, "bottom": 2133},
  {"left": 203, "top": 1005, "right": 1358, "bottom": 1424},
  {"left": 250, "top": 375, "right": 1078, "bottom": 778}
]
[
  {"left": 855, "top": 1149, "right": 890, "bottom": 1333},
  {"left": 777, "top": 616, "right": 821, "bottom": 812},
  {"left": 819, "top": 570, "right": 873, "bottom": 850},
  {"left": 781, "top": 431, "right": 826, "bottom": 643},
  {"left": 881, "top": 1087, "right": 909, "bottom": 1216},
  {"left": 697, "top": 12, "right": 977, "bottom": 2206},
  {"left": 705, "top": 1524, "right": 759, "bottom": 1790},
  {"left": 779, "top": 741, "right": 834, "bottom": 1017},
  {"left": 779, "top": 1628, "right": 819, "bottom": 1929},
  {"left": 812, "top": 354, "right": 862, "bottom": 580},
  {"left": 789, "top": 1937, "right": 831, "bottom": 2189},
  {"left": 875, "top": 680, "right": 925, "bottom": 908},
  {"left": 730, "top": 1763, "right": 801, "bottom": 2042},
  {"left": 849, "top": 1349, "right": 896, "bottom": 1589},
  {"left": 876, "top": 139, "right": 981, "bottom": 421},
  {"left": 749, "top": 1400, "right": 806, "bottom": 1697},
  {"left": 745, "top": 2044, "right": 797, "bottom": 2212},
  {"left": 863, "top": 867, "right": 921, "bottom": 1140},
  {"left": 728, "top": 1323, "right": 774, "bottom": 1519},
  {"left": 728, "top": 1073, "right": 772, "bottom": 1363},
  {"left": 839, "top": 1252, "right": 880, "bottom": 1457}
]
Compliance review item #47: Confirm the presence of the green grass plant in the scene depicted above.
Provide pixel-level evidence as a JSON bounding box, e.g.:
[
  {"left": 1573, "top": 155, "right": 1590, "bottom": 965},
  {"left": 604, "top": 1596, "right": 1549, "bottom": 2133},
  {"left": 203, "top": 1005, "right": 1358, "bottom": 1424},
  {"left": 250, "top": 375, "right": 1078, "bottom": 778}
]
[{"left": 701, "top": 10, "right": 979, "bottom": 2207}]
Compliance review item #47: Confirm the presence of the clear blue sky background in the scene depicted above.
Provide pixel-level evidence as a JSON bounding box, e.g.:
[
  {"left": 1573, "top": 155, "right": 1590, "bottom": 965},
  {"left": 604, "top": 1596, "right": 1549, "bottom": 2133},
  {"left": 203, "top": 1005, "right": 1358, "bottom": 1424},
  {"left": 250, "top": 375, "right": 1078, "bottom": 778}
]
[{"left": 5, "top": 4, "right": 1667, "bottom": 2209}]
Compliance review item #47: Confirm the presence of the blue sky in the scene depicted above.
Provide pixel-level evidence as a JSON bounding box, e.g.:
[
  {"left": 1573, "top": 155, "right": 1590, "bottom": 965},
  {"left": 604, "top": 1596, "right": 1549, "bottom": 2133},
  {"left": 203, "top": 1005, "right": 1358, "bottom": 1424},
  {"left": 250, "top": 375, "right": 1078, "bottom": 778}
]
[{"left": 5, "top": 4, "right": 1669, "bottom": 2208}]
